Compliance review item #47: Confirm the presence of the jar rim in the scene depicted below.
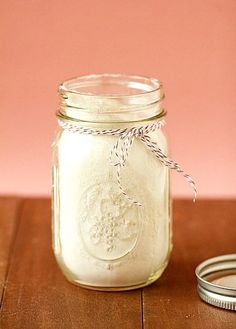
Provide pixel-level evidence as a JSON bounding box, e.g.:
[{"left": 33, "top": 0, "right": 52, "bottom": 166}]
[
  {"left": 59, "top": 73, "right": 162, "bottom": 98},
  {"left": 58, "top": 73, "right": 165, "bottom": 122}
]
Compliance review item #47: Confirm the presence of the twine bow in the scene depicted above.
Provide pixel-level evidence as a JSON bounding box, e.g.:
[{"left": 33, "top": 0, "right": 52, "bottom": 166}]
[{"left": 58, "top": 119, "right": 197, "bottom": 206}]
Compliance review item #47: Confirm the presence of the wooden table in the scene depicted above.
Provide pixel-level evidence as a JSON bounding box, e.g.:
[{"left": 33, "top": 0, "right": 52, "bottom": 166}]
[{"left": 0, "top": 198, "right": 235, "bottom": 328}]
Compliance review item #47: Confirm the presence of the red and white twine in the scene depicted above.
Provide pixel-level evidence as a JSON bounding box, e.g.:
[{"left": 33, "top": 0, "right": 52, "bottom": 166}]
[{"left": 58, "top": 119, "right": 197, "bottom": 206}]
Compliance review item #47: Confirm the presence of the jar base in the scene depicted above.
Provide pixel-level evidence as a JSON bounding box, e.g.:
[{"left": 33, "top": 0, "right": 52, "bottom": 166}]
[{"left": 63, "top": 265, "right": 168, "bottom": 292}]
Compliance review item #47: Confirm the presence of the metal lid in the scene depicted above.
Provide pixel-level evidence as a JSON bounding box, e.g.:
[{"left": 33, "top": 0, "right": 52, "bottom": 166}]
[{"left": 195, "top": 254, "right": 236, "bottom": 311}]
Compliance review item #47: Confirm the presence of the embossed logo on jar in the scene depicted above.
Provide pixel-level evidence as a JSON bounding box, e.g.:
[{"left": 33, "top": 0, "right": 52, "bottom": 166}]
[{"left": 79, "top": 182, "right": 142, "bottom": 261}]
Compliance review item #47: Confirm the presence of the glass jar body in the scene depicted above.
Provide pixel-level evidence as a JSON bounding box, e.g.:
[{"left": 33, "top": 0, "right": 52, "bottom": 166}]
[
  {"left": 52, "top": 122, "right": 172, "bottom": 291},
  {"left": 52, "top": 73, "right": 172, "bottom": 291}
]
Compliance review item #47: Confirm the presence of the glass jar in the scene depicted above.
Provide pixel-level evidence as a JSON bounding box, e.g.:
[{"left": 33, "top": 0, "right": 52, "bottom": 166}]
[{"left": 52, "top": 73, "right": 172, "bottom": 291}]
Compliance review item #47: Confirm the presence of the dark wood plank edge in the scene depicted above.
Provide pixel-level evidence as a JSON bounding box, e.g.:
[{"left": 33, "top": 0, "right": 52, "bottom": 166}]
[
  {"left": 141, "top": 288, "right": 144, "bottom": 329},
  {"left": 0, "top": 197, "right": 24, "bottom": 309}
]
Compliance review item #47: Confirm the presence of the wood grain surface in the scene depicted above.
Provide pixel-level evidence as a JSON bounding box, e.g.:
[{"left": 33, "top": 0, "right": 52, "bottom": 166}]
[
  {"left": 143, "top": 200, "right": 236, "bottom": 329},
  {"left": 0, "top": 198, "right": 236, "bottom": 328}
]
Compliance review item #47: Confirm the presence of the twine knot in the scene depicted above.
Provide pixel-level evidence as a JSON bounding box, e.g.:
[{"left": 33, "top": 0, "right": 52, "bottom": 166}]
[{"left": 58, "top": 119, "right": 197, "bottom": 206}]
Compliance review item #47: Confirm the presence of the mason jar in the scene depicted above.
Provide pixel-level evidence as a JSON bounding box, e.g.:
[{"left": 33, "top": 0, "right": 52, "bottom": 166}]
[{"left": 52, "top": 73, "right": 172, "bottom": 291}]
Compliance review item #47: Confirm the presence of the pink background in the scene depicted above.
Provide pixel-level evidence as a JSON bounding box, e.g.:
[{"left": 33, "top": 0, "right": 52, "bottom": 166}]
[{"left": 1, "top": 0, "right": 235, "bottom": 198}]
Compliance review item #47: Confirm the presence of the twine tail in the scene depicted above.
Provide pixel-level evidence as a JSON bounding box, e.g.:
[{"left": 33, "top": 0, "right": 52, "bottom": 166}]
[
  {"left": 140, "top": 135, "right": 197, "bottom": 202},
  {"left": 116, "top": 165, "right": 142, "bottom": 207},
  {"left": 109, "top": 133, "right": 141, "bottom": 206}
]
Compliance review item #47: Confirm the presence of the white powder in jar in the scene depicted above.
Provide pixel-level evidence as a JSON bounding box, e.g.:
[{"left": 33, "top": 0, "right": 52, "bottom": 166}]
[{"left": 53, "top": 125, "right": 171, "bottom": 289}]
